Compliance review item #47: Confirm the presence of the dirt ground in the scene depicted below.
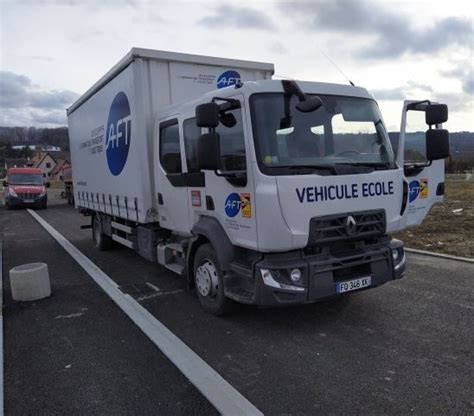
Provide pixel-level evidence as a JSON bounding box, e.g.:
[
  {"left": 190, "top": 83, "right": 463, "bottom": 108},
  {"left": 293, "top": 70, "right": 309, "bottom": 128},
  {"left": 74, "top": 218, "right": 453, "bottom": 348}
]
[{"left": 395, "top": 175, "right": 474, "bottom": 258}]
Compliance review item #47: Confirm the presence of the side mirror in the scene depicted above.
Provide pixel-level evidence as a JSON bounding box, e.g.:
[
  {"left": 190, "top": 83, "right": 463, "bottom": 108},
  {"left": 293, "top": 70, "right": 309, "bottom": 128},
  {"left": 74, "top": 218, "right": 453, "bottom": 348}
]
[
  {"left": 196, "top": 103, "right": 220, "bottom": 128},
  {"left": 46, "top": 181, "right": 51, "bottom": 188},
  {"left": 426, "top": 104, "right": 448, "bottom": 125},
  {"left": 197, "top": 132, "right": 220, "bottom": 170},
  {"left": 2, "top": 180, "right": 7, "bottom": 187},
  {"left": 426, "top": 129, "right": 449, "bottom": 160},
  {"left": 296, "top": 96, "right": 323, "bottom": 113}
]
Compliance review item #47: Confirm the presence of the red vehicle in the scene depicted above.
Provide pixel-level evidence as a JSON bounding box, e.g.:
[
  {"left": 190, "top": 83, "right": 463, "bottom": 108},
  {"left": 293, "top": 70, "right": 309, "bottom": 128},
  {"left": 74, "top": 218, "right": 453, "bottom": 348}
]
[{"left": 3, "top": 168, "right": 49, "bottom": 209}]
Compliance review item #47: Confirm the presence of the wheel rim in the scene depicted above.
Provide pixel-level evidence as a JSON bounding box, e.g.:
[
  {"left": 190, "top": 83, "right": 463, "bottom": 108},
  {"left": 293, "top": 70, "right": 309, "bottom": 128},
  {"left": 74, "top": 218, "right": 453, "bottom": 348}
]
[{"left": 196, "top": 259, "right": 219, "bottom": 299}]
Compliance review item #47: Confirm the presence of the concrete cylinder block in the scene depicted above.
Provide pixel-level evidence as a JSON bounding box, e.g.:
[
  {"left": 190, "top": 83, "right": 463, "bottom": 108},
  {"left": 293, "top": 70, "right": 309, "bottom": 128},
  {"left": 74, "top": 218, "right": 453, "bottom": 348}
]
[{"left": 9, "top": 262, "right": 51, "bottom": 301}]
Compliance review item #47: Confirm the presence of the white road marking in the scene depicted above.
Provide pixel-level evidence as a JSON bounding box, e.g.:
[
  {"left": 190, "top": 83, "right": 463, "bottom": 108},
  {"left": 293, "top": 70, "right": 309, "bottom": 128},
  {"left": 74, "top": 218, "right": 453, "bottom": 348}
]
[
  {"left": 145, "top": 282, "right": 160, "bottom": 292},
  {"left": 137, "top": 289, "right": 183, "bottom": 302},
  {"left": 55, "top": 312, "right": 85, "bottom": 319},
  {"left": 28, "top": 209, "right": 263, "bottom": 416}
]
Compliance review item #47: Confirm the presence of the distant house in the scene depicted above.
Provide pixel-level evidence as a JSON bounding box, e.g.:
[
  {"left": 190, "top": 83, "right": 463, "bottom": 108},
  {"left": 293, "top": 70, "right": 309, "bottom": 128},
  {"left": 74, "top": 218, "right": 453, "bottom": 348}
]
[
  {"left": 28, "top": 152, "right": 57, "bottom": 179},
  {"left": 50, "top": 159, "right": 71, "bottom": 181}
]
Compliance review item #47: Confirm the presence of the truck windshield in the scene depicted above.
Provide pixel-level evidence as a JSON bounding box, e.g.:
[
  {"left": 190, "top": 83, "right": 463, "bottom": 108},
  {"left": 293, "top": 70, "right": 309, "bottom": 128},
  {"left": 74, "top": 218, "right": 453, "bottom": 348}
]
[
  {"left": 9, "top": 173, "right": 44, "bottom": 185},
  {"left": 250, "top": 93, "right": 395, "bottom": 174}
]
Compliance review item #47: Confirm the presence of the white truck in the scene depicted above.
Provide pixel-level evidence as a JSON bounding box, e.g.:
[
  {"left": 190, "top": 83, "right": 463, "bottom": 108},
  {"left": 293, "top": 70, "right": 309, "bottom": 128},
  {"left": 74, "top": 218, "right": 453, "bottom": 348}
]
[{"left": 67, "top": 48, "right": 450, "bottom": 315}]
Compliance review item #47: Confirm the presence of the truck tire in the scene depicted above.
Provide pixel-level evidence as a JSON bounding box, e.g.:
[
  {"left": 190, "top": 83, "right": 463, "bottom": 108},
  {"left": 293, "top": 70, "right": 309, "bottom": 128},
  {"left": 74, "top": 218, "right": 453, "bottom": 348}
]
[
  {"left": 193, "top": 243, "right": 232, "bottom": 316},
  {"left": 92, "top": 213, "right": 113, "bottom": 251}
]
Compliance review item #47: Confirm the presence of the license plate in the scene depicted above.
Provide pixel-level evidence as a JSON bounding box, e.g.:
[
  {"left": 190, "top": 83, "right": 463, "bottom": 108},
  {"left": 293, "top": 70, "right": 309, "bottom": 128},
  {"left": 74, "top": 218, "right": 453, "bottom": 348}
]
[
  {"left": 23, "top": 199, "right": 35, "bottom": 203},
  {"left": 337, "top": 276, "right": 371, "bottom": 294}
]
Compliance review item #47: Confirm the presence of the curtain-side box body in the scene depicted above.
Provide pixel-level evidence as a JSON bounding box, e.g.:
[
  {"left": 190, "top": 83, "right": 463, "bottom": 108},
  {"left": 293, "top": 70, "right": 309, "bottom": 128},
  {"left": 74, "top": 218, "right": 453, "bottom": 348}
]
[{"left": 67, "top": 48, "right": 273, "bottom": 223}]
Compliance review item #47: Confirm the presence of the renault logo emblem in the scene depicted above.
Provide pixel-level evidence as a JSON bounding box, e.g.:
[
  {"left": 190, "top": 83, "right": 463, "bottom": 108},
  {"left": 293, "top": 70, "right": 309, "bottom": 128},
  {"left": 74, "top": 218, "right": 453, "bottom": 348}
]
[{"left": 345, "top": 216, "right": 357, "bottom": 235}]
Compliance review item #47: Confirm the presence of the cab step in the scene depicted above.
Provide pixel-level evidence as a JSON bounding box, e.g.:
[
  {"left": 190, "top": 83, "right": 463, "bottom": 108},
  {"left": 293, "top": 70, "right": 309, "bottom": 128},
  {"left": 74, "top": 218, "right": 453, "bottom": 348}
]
[{"left": 157, "top": 242, "right": 186, "bottom": 276}]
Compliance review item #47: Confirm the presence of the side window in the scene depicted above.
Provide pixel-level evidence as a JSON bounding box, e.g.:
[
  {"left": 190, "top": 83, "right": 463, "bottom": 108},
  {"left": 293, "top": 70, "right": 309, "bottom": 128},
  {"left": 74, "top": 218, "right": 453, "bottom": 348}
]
[
  {"left": 216, "top": 108, "right": 246, "bottom": 171},
  {"left": 183, "top": 118, "right": 201, "bottom": 173},
  {"left": 404, "top": 110, "right": 428, "bottom": 163},
  {"left": 159, "top": 120, "right": 182, "bottom": 174}
]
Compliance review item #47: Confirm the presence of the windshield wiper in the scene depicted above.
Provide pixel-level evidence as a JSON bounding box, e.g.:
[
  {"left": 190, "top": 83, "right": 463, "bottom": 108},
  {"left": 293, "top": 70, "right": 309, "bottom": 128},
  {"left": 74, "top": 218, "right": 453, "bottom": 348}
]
[
  {"left": 271, "top": 164, "right": 337, "bottom": 174},
  {"left": 335, "top": 162, "right": 393, "bottom": 170}
]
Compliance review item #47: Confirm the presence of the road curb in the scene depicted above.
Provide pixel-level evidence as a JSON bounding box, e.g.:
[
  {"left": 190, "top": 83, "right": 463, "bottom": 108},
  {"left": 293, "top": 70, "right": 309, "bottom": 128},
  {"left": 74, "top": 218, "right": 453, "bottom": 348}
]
[{"left": 406, "top": 247, "right": 474, "bottom": 264}]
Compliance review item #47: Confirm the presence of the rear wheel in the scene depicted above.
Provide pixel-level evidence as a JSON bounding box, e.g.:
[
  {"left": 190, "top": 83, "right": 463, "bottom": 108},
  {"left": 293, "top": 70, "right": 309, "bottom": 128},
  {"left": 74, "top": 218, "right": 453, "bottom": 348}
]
[
  {"left": 92, "top": 213, "right": 113, "bottom": 251},
  {"left": 194, "top": 243, "right": 232, "bottom": 316}
]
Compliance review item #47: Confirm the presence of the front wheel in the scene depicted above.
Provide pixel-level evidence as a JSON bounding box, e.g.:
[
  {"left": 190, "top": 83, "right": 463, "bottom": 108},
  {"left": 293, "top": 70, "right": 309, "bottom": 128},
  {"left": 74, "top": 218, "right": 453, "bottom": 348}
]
[
  {"left": 194, "top": 243, "right": 232, "bottom": 316},
  {"left": 92, "top": 213, "right": 113, "bottom": 251}
]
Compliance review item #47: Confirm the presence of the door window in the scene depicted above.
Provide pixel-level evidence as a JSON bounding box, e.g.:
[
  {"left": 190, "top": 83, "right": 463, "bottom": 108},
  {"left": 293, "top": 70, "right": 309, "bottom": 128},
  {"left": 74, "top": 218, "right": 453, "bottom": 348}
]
[
  {"left": 159, "top": 120, "right": 182, "bottom": 174},
  {"left": 404, "top": 110, "right": 428, "bottom": 163},
  {"left": 216, "top": 108, "right": 246, "bottom": 172},
  {"left": 183, "top": 117, "right": 201, "bottom": 173}
]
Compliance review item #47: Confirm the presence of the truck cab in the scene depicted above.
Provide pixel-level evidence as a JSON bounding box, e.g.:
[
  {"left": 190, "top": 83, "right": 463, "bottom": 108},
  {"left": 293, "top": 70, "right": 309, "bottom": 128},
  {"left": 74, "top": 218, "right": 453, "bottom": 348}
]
[
  {"left": 3, "top": 168, "right": 49, "bottom": 210},
  {"left": 153, "top": 79, "right": 449, "bottom": 311}
]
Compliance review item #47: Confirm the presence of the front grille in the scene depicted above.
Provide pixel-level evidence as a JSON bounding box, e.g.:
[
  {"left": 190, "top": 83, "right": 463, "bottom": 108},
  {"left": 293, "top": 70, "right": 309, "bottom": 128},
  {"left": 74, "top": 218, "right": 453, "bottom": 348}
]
[
  {"left": 308, "top": 209, "right": 385, "bottom": 245},
  {"left": 17, "top": 193, "right": 38, "bottom": 199}
]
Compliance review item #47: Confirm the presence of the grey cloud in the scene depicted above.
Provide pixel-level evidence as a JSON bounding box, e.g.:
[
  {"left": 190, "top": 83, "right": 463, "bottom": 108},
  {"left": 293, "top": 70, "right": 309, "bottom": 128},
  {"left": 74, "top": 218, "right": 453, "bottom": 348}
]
[
  {"left": 371, "top": 81, "right": 435, "bottom": 101},
  {"left": 371, "top": 83, "right": 471, "bottom": 113},
  {"left": 441, "top": 62, "right": 474, "bottom": 95},
  {"left": 269, "top": 40, "right": 288, "bottom": 55},
  {"left": 463, "top": 77, "right": 474, "bottom": 95},
  {"left": 199, "top": 5, "right": 276, "bottom": 31},
  {"left": 0, "top": 71, "right": 79, "bottom": 126},
  {"left": 280, "top": 0, "right": 473, "bottom": 59}
]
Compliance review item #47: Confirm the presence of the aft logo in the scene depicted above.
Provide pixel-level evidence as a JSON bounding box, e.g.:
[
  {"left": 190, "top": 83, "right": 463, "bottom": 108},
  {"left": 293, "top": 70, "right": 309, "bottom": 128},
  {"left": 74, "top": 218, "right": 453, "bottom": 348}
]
[
  {"left": 224, "top": 192, "right": 251, "bottom": 218},
  {"left": 217, "top": 70, "right": 241, "bottom": 89},
  {"left": 106, "top": 91, "right": 132, "bottom": 176},
  {"left": 408, "top": 179, "right": 428, "bottom": 203}
]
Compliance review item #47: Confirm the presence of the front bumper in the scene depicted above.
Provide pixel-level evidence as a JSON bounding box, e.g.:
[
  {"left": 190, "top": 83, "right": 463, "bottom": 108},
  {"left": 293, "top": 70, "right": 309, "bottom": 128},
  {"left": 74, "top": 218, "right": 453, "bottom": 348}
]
[
  {"left": 225, "top": 238, "right": 406, "bottom": 306},
  {"left": 5, "top": 194, "right": 47, "bottom": 208}
]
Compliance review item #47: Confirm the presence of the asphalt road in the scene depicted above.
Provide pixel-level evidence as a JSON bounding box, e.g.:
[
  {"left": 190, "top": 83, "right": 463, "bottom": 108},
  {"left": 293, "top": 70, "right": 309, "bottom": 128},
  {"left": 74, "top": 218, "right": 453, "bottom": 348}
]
[{"left": 1, "top": 197, "right": 473, "bottom": 415}]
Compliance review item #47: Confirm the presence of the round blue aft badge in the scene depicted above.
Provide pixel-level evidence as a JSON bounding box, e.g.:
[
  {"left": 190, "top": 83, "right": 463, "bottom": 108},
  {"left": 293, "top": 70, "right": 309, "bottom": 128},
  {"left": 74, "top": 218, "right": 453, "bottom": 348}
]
[
  {"left": 225, "top": 193, "right": 241, "bottom": 217},
  {"left": 105, "top": 91, "right": 132, "bottom": 176},
  {"left": 217, "top": 70, "right": 241, "bottom": 89},
  {"left": 408, "top": 180, "right": 420, "bottom": 203}
]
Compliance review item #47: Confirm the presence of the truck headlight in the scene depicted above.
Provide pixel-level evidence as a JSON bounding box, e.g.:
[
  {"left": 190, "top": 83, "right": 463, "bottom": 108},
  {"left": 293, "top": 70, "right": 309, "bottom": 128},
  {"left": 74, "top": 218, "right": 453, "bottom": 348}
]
[
  {"left": 9, "top": 188, "right": 18, "bottom": 197},
  {"left": 392, "top": 247, "right": 405, "bottom": 270},
  {"left": 39, "top": 187, "right": 47, "bottom": 197},
  {"left": 392, "top": 249, "right": 399, "bottom": 262},
  {"left": 260, "top": 268, "right": 306, "bottom": 292}
]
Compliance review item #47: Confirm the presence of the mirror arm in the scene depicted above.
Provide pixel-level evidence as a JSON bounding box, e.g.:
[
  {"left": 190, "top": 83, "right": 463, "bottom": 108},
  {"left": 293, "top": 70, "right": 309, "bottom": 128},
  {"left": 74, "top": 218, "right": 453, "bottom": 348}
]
[
  {"left": 406, "top": 100, "right": 431, "bottom": 111},
  {"left": 212, "top": 97, "right": 241, "bottom": 112}
]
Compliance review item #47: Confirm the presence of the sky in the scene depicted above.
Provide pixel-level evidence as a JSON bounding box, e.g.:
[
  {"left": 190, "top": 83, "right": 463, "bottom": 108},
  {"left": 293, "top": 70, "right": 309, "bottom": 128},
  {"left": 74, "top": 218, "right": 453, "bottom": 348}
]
[{"left": 0, "top": 0, "right": 473, "bottom": 132}]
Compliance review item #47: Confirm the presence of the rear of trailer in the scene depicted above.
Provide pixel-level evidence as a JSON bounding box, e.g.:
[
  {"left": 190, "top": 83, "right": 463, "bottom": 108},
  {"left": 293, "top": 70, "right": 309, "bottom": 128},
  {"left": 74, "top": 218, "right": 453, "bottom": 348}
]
[{"left": 67, "top": 48, "right": 274, "bottom": 223}]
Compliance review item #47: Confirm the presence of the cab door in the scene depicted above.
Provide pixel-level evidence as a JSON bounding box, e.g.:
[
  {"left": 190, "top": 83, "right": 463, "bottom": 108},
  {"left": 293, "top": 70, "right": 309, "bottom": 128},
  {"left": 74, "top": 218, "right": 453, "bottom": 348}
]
[
  {"left": 200, "top": 95, "right": 258, "bottom": 249},
  {"left": 397, "top": 100, "right": 449, "bottom": 227},
  {"left": 155, "top": 116, "right": 191, "bottom": 234}
]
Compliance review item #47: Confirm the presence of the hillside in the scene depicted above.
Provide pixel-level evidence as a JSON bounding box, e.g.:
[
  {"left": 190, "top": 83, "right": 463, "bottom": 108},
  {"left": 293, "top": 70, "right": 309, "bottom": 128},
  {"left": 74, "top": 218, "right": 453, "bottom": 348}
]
[{"left": 0, "top": 126, "right": 472, "bottom": 171}]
